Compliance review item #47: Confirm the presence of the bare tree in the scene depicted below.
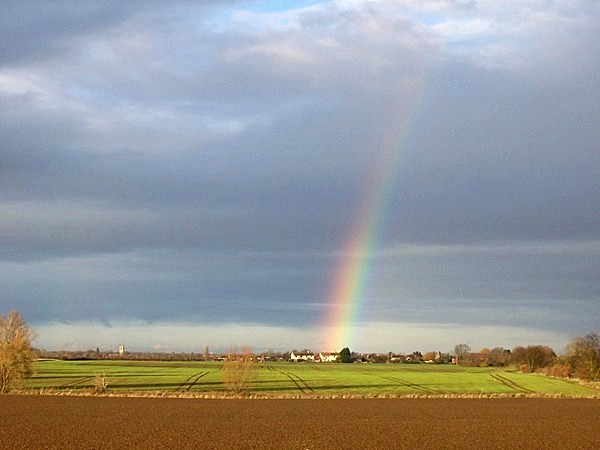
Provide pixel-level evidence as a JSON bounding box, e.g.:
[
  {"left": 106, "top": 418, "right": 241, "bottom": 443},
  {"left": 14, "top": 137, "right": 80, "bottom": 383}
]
[
  {"left": 222, "top": 346, "right": 257, "bottom": 394},
  {"left": 93, "top": 373, "right": 109, "bottom": 394},
  {"left": 453, "top": 343, "right": 471, "bottom": 365},
  {"left": 510, "top": 345, "right": 556, "bottom": 373},
  {"left": 566, "top": 332, "right": 600, "bottom": 381},
  {"left": 488, "top": 347, "right": 511, "bottom": 367},
  {"left": 0, "top": 311, "right": 36, "bottom": 393}
]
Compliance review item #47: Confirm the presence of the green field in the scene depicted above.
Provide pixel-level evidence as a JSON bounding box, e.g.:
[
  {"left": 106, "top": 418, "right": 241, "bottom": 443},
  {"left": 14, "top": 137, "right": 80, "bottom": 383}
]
[{"left": 25, "top": 360, "right": 598, "bottom": 397}]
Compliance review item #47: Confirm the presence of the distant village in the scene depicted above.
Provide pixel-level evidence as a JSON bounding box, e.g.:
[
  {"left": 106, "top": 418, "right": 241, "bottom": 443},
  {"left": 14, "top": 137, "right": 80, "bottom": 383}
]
[
  {"left": 30, "top": 330, "right": 600, "bottom": 380},
  {"left": 35, "top": 345, "right": 459, "bottom": 365}
]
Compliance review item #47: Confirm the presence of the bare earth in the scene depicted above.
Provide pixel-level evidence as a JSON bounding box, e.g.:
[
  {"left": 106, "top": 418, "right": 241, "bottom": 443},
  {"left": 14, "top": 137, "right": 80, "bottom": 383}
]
[{"left": 1, "top": 396, "right": 599, "bottom": 449}]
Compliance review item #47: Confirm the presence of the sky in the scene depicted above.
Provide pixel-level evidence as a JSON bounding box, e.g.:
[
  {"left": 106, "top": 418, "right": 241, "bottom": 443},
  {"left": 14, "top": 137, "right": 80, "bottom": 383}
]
[{"left": 1, "top": 0, "right": 599, "bottom": 354}]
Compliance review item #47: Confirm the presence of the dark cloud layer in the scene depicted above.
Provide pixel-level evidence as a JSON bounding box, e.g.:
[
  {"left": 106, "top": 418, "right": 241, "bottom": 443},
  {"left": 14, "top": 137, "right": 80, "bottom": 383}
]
[{"left": 1, "top": 0, "right": 598, "bottom": 351}]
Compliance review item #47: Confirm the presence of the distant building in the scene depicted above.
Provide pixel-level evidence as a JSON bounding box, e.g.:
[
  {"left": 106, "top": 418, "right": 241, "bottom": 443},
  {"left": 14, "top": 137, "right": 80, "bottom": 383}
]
[
  {"left": 290, "top": 350, "right": 315, "bottom": 362},
  {"left": 319, "top": 352, "right": 339, "bottom": 362},
  {"left": 119, "top": 343, "right": 125, "bottom": 356}
]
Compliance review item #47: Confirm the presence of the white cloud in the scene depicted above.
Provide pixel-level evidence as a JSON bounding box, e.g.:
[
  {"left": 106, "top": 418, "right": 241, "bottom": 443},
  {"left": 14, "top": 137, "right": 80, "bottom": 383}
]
[
  {"left": 0, "top": 69, "right": 88, "bottom": 114},
  {"left": 327, "top": 0, "right": 600, "bottom": 75}
]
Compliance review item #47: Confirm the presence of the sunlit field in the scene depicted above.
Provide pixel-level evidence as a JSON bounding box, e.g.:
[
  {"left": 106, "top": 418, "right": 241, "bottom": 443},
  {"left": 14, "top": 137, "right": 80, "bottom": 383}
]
[{"left": 26, "top": 360, "right": 598, "bottom": 397}]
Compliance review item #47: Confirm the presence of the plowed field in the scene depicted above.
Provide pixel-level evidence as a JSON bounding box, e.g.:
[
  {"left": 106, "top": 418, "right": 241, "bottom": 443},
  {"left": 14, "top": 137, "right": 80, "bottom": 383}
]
[{"left": 1, "top": 396, "right": 599, "bottom": 449}]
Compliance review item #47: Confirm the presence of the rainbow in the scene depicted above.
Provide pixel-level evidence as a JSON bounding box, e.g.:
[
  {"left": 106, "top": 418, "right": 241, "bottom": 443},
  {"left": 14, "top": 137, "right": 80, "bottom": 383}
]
[{"left": 323, "top": 81, "right": 430, "bottom": 352}]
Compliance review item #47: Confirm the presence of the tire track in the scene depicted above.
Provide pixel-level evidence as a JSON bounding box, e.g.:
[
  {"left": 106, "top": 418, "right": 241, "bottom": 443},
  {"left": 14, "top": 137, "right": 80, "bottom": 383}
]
[
  {"left": 263, "top": 364, "right": 314, "bottom": 394},
  {"left": 280, "top": 371, "right": 315, "bottom": 394},
  {"left": 382, "top": 376, "right": 437, "bottom": 394},
  {"left": 490, "top": 373, "right": 535, "bottom": 394},
  {"left": 178, "top": 371, "right": 210, "bottom": 391}
]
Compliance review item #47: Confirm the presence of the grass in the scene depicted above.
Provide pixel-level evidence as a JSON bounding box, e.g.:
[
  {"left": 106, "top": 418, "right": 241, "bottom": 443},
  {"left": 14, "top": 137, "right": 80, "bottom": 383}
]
[
  {"left": 28, "top": 360, "right": 222, "bottom": 392},
  {"left": 25, "top": 360, "right": 599, "bottom": 398}
]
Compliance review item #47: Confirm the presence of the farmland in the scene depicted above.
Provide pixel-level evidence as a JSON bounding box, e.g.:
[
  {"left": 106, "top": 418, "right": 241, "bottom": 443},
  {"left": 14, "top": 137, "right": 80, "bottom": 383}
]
[
  {"left": 25, "top": 360, "right": 599, "bottom": 397},
  {"left": 2, "top": 396, "right": 599, "bottom": 449},
  {"left": 10, "top": 361, "right": 600, "bottom": 449}
]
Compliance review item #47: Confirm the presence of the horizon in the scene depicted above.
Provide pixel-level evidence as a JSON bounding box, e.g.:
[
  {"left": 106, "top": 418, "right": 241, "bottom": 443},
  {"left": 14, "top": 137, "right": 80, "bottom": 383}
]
[
  {"left": 1, "top": 1, "right": 599, "bottom": 354},
  {"left": 30, "top": 320, "right": 580, "bottom": 355}
]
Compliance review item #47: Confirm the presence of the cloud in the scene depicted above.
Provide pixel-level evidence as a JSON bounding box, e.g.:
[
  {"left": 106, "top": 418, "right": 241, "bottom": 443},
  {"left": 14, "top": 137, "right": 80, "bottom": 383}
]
[{"left": 1, "top": 1, "right": 598, "bottom": 351}]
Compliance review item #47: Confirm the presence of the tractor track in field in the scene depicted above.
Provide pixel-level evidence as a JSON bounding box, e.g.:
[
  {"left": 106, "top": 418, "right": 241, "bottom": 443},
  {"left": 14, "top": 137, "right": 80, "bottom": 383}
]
[
  {"left": 178, "top": 372, "right": 210, "bottom": 391},
  {"left": 382, "top": 376, "right": 437, "bottom": 394},
  {"left": 263, "top": 365, "right": 314, "bottom": 394},
  {"left": 280, "top": 371, "right": 315, "bottom": 394},
  {"left": 490, "top": 373, "right": 535, "bottom": 394}
]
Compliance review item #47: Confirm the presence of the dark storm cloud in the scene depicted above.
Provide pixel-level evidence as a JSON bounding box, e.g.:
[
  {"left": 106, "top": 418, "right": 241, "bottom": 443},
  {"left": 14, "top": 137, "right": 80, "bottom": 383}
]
[
  {"left": 385, "top": 63, "right": 600, "bottom": 245},
  {"left": 351, "top": 240, "right": 600, "bottom": 346},
  {"left": 0, "top": 1, "right": 135, "bottom": 65},
  {"left": 0, "top": 0, "right": 598, "bottom": 349}
]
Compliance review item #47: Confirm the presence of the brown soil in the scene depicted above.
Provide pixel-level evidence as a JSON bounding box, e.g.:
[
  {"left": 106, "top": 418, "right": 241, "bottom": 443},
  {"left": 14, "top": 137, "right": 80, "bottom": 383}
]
[{"left": 1, "top": 396, "right": 599, "bottom": 449}]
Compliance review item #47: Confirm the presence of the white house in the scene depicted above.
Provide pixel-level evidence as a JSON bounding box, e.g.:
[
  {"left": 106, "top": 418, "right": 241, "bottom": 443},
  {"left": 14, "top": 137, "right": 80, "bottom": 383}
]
[
  {"left": 290, "top": 350, "right": 315, "bottom": 362},
  {"left": 319, "top": 352, "right": 339, "bottom": 362}
]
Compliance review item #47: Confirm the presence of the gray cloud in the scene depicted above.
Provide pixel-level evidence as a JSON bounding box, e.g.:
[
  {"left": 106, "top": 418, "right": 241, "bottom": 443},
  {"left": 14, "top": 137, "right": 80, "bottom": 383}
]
[{"left": 1, "top": 0, "right": 598, "bottom": 350}]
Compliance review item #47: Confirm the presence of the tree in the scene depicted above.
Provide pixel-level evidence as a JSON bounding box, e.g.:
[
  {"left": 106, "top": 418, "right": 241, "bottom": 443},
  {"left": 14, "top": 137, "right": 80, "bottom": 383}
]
[
  {"left": 222, "top": 346, "right": 257, "bottom": 394},
  {"left": 339, "top": 347, "right": 353, "bottom": 363},
  {"left": 423, "top": 351, "right": 437, "bottom": 362},
  {"left": 475, "top": 347, "right": 511, "bottom": 367},
  {"left": 93, "top": 372, "right": 109, "bottom": 394},
  {"left": 0, "top": 311, "right": 36, "bottom": 393},
  {"left": 565, "top": 332, "right": 600, "bottom": 381},
  {"left": 510, "top": 345, "right": 555, "bottom": 373},
  {"left": 453, "top": 343, "right": 471, "bottom": 365},
  {"left": 488, "top": 347, "right": 511, "bottom": 367}
]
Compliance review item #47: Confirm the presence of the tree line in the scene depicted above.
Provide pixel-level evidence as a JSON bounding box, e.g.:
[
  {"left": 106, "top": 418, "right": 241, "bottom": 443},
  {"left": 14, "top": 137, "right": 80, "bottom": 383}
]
[
  {"left": 1, "top": 310, "right": 598, "bottom": 393},
  {"left": 452, "top": 334, "right": 600, "bottom": 381}
]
